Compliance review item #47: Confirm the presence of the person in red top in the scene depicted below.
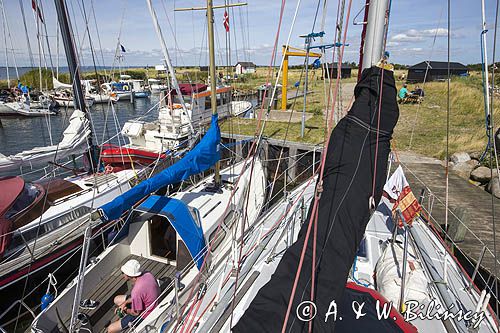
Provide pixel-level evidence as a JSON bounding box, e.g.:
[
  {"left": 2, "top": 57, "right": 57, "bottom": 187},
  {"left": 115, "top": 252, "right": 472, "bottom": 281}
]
[{"left": 107, "top": 259, "right": 160, "bottom": 333}]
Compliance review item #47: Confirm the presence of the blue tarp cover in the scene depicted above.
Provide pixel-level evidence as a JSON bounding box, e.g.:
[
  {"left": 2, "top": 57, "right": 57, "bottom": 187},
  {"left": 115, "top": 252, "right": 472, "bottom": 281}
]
[
  {"left": 136, "top": 195, "right": 205, "bottom": 269},
  {"left": 99, "top": 114, "right": 220, "bottom": 222}
]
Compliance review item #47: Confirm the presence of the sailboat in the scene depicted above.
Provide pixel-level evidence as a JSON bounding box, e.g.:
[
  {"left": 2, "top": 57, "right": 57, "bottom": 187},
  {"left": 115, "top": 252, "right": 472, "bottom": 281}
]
[
  {"left": 0, "top": 0, "right": 148, "bottom": 327},
  {"left": 31, "top": 2, "right": 265, "bottom": 331},
  {"left": 138, "top": 1, "right": 499, "bottom": 333},
  {"left": 100, "top": 4, "right": 251, "bottom": 166}
]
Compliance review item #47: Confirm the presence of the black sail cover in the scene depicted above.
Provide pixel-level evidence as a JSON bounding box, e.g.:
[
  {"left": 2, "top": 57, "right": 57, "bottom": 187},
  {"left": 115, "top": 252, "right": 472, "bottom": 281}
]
[{"left": 234, "top": 66, "right": 399, "bottom": 332}]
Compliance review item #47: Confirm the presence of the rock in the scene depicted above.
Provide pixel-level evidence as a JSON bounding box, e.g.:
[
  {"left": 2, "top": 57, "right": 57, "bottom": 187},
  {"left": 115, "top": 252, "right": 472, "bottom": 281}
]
[
  {"left": 450, "top": 152, "right": 471, "bottom": 164},
  {"left": 470, "top": 166, "right": 493, "bottom": 183},
  {"left": 469, "top": 151, "right": 482, "bottom": 161},
  {"left": 467, "top": 159, "right": 480, "bottom": 168},
  {"left": 452, "top": 161, "right": 475, "bottom": 180},
  {"left": 486, "top": 178, "right": 500, "bottom": 199}
]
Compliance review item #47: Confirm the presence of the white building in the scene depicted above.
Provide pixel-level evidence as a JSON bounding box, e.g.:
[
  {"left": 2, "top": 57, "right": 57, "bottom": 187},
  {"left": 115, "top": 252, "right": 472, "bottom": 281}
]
[{"left": 235, "top": 61, "right": 256, "bottom": 75}]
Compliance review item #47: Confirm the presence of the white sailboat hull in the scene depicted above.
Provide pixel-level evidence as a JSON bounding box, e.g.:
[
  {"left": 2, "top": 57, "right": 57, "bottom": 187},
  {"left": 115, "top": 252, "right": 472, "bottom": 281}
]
[{"left": 31, "top": 159, "right": 267, "bottom": 333}]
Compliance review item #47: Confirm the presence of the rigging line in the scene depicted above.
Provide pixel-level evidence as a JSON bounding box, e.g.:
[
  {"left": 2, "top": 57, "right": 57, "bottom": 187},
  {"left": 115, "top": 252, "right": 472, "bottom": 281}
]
[
  {"left": 80, "top": 0, "right": 110, "bottom": 139},
  {"left": 444, "top": 0, "right": 450, "bottom": 284},
  {"left": 37, "top": 0, "right": 55, "bottom": 77},
  {"left": 335, "top": 0, "right": 346, "bottom": 123},
  {"left": 281, "top": 2, "right": 353, "bottom": 332},
  {"left": 231, "top": 2, "right": 239, "bottom": 63},
  {"left": 0, "top": 0, "right": 19, "bottom": 80},
  {"left": 266, "top": 55, "right": 309, "bottom": 210},
  {"left": 408, "top": 8, "right": 444, "bottom": 149},
  {"left": 90, "top": 0, "right": 108, "bottom": 79},
  {"left": 159, "top": 0, "right": 194, "bottom": 84},
  {"left": 229, "top": 48, "right": 313, "bottom": 328},
  {"left": 254, "top": 0, "right": 301, "bottom": 145},
  {"left": 0, "top": 0, "right": 8, "bottom": 87},
  {"left": 179, "top": 2, "right": 293, "bottom": 328},
  {"left": 489, "top": 0, "right": 500, "bottom": 316},
  {"left": 13, "top": 140, "right": 71, "bottom": 331},
  {"left": 109, "top": 2, "right": 127, "bottom": 81},
  {"left": 18, "top": 0, "right": 35, "bottom": 68}
]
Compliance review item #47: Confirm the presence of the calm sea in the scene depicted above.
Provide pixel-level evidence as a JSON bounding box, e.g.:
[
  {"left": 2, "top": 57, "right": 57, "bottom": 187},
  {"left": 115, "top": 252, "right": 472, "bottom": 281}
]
[{"left": 0, "top": 95, "right": 159, "bottom": 179}]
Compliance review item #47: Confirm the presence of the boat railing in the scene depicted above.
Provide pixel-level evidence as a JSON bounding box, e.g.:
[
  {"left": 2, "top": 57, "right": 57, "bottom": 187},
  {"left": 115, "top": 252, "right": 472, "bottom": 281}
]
[
  {"left": 0, "top": 299, "right": 36, "bottom": 330},
  {"left": 401, "top": 161, "right": 500, "bottom": 309}
]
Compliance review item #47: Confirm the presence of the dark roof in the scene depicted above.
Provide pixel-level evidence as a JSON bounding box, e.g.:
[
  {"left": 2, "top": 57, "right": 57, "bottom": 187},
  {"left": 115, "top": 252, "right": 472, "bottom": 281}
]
[
  {"left": 235, "top": 61, "right": 256, "bottom": 67},
  {"left": 409, "top": 61, "right": 468, "bottom": 70},
  {"left": 324, "top": 62, "right": 352, "bottom": 69}
]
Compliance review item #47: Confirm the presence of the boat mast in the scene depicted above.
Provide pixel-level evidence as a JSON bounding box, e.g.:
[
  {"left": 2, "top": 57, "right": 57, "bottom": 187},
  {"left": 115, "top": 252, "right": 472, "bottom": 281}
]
[
  {"left": 145, "top": 0, "right": 191, "bottom": 131},
  {"left": 53, "top": 0, "right": 87, "bottom": 113},
  {"left": 54, "top": 0, "right": 94, "bottom": 166},
  {"left": 360, "top": 0, "right": 389, "bottom": 70},
  {"left": 206, "top": 0, "right": 221, "bottom": 185}
]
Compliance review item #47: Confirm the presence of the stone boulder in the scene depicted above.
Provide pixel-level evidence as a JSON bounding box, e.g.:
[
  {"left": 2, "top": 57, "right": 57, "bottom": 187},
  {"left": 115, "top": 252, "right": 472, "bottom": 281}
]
[
  {"left": 469, "top": 151, "right": 482, "bottom": 161},
  {"left": 470, "top": 166, "right": 493, "bottom": 184},
  {"left": 486, "top": 178, "right": 500, "bottom": 199},
  {"left": 451, "top": 160, "right": 478, "bottom": 180},
  {"left": 450, "top": 152, "right": 471, "bottom": 164}
]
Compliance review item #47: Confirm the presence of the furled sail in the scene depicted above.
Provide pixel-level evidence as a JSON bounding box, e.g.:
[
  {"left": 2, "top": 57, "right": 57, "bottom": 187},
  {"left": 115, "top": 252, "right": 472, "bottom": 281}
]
[
  {"left": 0, "top": 110, "right": 91, "bottom": 172},
  {"left": 98, "top": 114, "right": 221, "bottom": 222},
  {"left": 234, "top": 66, "right": 399, "bottom": 332}
]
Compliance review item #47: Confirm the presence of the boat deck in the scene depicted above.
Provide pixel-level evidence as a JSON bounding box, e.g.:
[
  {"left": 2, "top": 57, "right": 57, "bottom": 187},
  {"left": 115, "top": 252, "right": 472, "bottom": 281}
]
[
  {"left": 64, "top": 254, "right": 176, "bottom": 332},
  {"left": 401, "top": 161, "right": 500, "bottom": 285},
  {"left": 0, "top": 216, "right": 90, "bottom": 289}
]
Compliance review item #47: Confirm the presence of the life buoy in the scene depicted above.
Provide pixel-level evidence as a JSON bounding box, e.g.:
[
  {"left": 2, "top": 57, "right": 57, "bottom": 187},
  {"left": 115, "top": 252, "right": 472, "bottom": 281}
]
[
  {"left": 123, "top": 85, "right": 129, "bottom": 91},
  {"left": 172, "top": 103, "right": 182, "bottom": 109},
  {"left": 39, "top": 95, "right": 47, "bottom": 103},
  {"left": 104, "top": 164, "right": 114, "bottom": 174}
]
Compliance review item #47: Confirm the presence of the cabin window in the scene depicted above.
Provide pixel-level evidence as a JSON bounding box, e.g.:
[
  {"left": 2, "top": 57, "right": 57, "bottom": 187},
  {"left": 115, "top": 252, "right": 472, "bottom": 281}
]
[
  {"left": 149, "top": 215, "right": 177, "bottom": 260},
  {"left": 209, "top": 228, "right": 226, "bottom": 252},
  {"left": 4, "top": 184, "right": 40, "bottom": 219}
]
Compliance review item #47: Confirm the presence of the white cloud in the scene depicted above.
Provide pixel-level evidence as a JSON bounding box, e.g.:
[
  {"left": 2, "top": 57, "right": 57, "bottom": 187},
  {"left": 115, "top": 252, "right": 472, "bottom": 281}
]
[
  {"left": 390, "top": 28, "right": 449, "bottom": 43},
  {"left": 391, "top": 33, "right": 424, "bottom": 42}
]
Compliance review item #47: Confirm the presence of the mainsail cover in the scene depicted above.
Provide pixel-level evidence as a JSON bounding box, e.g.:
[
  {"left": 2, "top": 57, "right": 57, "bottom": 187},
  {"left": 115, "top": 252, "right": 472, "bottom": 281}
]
[
  {"left": 98, "top": 114, "right": 220, "bottom": 222},
  {"left": 0, "top": 110, "right": 91, "bottom": 172},
  {"left": 235, "top": 66, "right": 399, "bottom": 332}
]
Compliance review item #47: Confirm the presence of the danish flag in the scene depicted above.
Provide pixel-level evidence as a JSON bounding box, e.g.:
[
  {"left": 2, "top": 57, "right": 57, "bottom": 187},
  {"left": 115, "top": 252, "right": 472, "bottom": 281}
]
[{"left": 223, "top": 10, "right": 230, "bottom": 32}]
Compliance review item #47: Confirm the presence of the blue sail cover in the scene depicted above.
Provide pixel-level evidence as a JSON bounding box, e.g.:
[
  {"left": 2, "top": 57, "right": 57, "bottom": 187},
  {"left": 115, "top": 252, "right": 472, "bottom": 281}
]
[
  {"left": 136, "top": 195, "right": 205, "bottom": 269},
  {"left": 99, "top": 114, "right": 220, "bottom": 222}
]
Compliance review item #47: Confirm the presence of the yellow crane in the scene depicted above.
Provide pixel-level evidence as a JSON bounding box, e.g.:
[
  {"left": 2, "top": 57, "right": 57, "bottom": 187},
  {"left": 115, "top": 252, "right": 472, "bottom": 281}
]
[{"left": 281, "top": 45, "right": 322, "bottom": 111}]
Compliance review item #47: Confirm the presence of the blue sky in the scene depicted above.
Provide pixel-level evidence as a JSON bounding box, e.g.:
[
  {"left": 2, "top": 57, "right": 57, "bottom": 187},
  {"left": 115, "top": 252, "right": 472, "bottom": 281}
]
[{"left": 0, "top": 0, "right": 498, "bottom": 68}]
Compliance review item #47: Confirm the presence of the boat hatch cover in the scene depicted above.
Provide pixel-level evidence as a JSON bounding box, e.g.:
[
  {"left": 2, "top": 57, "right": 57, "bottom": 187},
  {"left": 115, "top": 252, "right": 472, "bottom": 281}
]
[
  {"left": 136, "top": 195, "right": 206, "bottom": 269},
  {"left": 0, "top": 176, "right": 25, "bottom": 215}
]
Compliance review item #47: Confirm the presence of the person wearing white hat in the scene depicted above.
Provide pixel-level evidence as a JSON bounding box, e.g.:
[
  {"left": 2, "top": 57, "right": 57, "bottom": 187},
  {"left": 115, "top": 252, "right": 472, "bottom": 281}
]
[{"left": 107, "top": 259, "right": 160, "bottom": 333}]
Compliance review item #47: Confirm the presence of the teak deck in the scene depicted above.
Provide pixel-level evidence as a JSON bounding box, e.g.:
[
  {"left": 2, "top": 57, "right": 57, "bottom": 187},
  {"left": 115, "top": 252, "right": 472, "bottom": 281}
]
[{"left": 63, "top": 255, "right": 176, "bottom": 332}]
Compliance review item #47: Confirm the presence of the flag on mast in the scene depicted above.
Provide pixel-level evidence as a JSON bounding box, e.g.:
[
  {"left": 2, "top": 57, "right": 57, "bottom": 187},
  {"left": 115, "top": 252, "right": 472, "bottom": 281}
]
[
  {"left": 31, "top": 0, "right": 44, "bottom": 23},
  {"left": 223, "top": 10, "right": 230, "bottom": 32},
  {"left": 120, "top": 44, "right": 126, "bottom": 53}
]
